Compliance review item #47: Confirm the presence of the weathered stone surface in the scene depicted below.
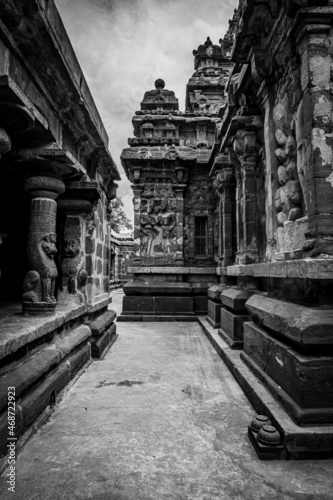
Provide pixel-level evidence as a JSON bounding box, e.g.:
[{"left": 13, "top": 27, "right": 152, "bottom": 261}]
[
  {"left": 68, "top": 343, "right": 91, "bottom": 376},
  {"left": 91, "top": 323, "right": 116, "bottom": 359},
  {"left": 219, "top": 308, "right": 248, "bottom": 349},
  {"left": 54, "top": 325, "right": 91, "bottom": 357},
  {"left": 244, "top": 322, "right": 333, "bottom": 411},
  {"left": 0, "top": 349, "right": 62, "bottom": 413},
  {"left": 200, "top": 316, "right": 333, "bottom": 455},
  {"left": 0, "top": 406, "right": 22, "bottom": 457},
  {"left": 85, "top": 237, "right": 95, "bottom": 255},
  {"left": 246, "top": 295, "right": 333, "bottom": 346},
  {"left": 221, "top": 288, "right": 255, "bottom": 312},
  {"left": 155, "top": 297, "right": 193, "bottom": 314},
  {"left": 206, "top": 299, "right": 223, "bottom": 328},
  {"left": 122, "top": 296, "right": 155, "bottom": 313},
  {"left": 128, "top": 267, "right": 217, "bottom": 275},
  {"left": 89, "top": 311, "right": 117, "bottom": 338},
  {"left": 207, "top": 284, "right": 228, "bottom": 301},
  {"left": 0, "top": 300, "right": 108, "bottom": 362},
  {"left": 19, "top": 362, "right": 70, "bottom": 429},
  {"left": 191, "top": 283, "right": 213, "bottom": 295},
  {"left": 193, "top": 296, "right": 208, "bottom": 314},
  {"left": 124, "top": 281, "right": 192, "bottom": 296}
]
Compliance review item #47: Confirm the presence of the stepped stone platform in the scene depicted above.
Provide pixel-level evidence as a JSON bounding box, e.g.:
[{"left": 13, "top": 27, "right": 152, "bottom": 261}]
[{"left": 198, "top": 316, "right": 333, "bottom": 459}]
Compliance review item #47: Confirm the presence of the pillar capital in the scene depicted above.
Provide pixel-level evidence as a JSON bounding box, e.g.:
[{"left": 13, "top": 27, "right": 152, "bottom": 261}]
[{"left": 24, "top": 175, "right": 65, "bottom": 200}]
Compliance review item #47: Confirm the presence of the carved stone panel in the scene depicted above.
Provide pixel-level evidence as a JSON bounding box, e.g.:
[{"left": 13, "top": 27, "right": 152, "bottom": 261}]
[{"left": 138, "top": 180, "right": 181, "bottom": 264}]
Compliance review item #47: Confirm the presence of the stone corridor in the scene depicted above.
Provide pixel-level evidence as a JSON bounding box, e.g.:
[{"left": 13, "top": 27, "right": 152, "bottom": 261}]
[{"left": 0, "top": 290, "right": 332, "bottom": 500}]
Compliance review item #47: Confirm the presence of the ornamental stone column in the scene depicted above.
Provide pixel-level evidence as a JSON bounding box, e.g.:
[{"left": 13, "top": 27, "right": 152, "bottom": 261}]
[
  {"left": 173, "top": 184, "right": 186, "bottom": 266},
  {"left": 294, "top": 17, "right": 333, "bottom": 256},
  {"left": 57, "top": 200, "right": 92, "bottom": 306},
  {"left": 220, "top": 167, "right": 235, "bottom": 267},
  {"left": 240, "top": 129, "right": 258, "bottom": 264},
  {"left": 132, "top": 184, "right": 144, "bottom": 264},
  {"left": 22, "top": 175, "right": 65, "bottom": 315}
]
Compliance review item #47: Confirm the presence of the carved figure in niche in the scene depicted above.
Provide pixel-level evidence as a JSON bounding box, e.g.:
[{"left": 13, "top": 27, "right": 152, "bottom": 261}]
[
  {"left": 157, "top": 213, "right": 176, "bottom": 254},
  {"left": 275, "top": 166, "right": 302, "bottom": 226},
  {"left": 275, "top": 127, "right": 297, "bottom": 179},
  {"left": 168, "top": 195, "right": 176, "bottom": 211},
  {"left": 22, "top": 233, "right": 58, "bottom": 303},
  {"left": 140, "top": 214, "right": 158, "bottom": 255},
  {"left": 61, "top": 237, "right": 87, "bottom": 301}
]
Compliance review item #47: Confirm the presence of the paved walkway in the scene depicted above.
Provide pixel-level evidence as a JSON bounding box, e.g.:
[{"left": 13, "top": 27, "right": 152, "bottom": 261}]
[{"left": 0, "top": 290, "right": 332, "bottom": 499}]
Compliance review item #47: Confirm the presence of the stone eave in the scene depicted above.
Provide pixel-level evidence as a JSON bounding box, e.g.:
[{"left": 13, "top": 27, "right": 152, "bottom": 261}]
[
  {"left": 11, "top": 147, "right": 86, "bottom": 179},
  {"left": 209, "top": 154, "right": 232, "bottom": 177},
  {"left": 132, "top": 114, "right": 219, "bottom": 124},
  {"left": 232, "top": 1, "right": 333, "bottom": 64},
  {"left": 0, "top": 0, "right": 120, "bottom": 180}
]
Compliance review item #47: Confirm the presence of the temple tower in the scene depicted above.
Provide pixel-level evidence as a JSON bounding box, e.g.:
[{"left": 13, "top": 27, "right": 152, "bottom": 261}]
[{"left": 120, "top": 38, "right": 233, "bottom": 319}]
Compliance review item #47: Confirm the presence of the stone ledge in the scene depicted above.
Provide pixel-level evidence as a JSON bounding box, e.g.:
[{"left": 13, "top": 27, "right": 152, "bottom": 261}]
[
  {"left": 87, "top": 295, "right": 112, "bottom": 313},
  {"left": 246, "top": 295, "right": 333, "bottom": 346},
  {"left": 198, "top": 316, "right": 333, "bottom": 459},
  {"left": 221, "top": 288, "right": 255, "bottom": 312},
  {"left": 89, "top": 311, "right": 117, "bottom": 337},
  {"left": 207, "top": 284, "right": 228, "bottom": 301},
  {"left": 217, "top": 259, "right": 333, "bottom": 279},
  {"left": 0, "top": 325, "right": 91, "bottom": 413},
  {"left": 124, "top": 282, "right": 192, "bottom": 296},
  {"left": 117, "top": 315, "right": 198, "bottom": 322},
  {"left": 0, "top": 298, "right": 110, "bottom": 361},
  {"left": 127, "top": 266, "right": 217, "bottom": 275}
]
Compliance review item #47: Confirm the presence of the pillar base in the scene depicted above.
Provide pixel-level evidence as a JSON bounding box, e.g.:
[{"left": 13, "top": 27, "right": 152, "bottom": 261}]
[{"left": 22, "top": 301, "right": 56, "bottom": 316}]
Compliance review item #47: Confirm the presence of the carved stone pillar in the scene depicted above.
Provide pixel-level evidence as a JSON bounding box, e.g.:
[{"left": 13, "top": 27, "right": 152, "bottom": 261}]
[
  {"left": 57, "top": 181, "right": 100, "bottom": 305},
  {"left": 132, "top": 185, "right": 143, "bottom": 264},
  {"left": 259, "top": 88, "right": 279, "bottom": 260},
  {"left": 220, "top": 168, "right": 236, "bottom": 267},
  {"left": 240, "top": 129, "right": 259, "bottom": 264},
  {"left": 234, "top": 163, "right": 243, "bottom": 262},
  {"left": 57, "top": 204, "right": 90, "bottom": 306},
  {"left": 295, "top": 18, "right": 333, "bottom": 256},
  {"left": 173, "top": 185, "right": 186, "bottom": 265},
  {"left": 22, "top": 175, "right": 65, "bottom": 315}
]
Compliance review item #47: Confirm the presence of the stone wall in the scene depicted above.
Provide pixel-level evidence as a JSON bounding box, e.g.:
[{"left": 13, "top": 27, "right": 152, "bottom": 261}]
[{"left": 0, "top": 0, "right": 120, "bottom": 458}]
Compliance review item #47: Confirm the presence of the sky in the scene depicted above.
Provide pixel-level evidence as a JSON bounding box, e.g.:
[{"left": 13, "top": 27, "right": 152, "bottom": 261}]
[{"left": 56, "top": 0, "right": 237, "bottom": 227}]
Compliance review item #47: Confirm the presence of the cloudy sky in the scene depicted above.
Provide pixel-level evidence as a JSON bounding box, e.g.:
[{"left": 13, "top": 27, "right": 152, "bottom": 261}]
[{"left": 56, "top": 0, "right": 236, "bottom": 226}]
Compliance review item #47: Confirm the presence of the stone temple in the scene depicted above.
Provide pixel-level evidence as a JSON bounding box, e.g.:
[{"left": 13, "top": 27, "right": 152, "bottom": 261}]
[
  {"left": 1, "top": 1, "right": 333, "bottom": 494},
  {"left": 120, "top": 2, "right": 333, "bottom": 458}
]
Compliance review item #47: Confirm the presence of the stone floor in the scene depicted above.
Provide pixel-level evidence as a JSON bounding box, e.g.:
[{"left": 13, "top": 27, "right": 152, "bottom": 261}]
[{"left": 0, "top": 289, "right": 332, "bottom": 500}]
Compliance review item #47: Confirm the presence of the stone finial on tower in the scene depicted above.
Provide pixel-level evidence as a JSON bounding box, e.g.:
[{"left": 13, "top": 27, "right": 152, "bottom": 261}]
[{"left": 140, "top": 79, "right": 179, "bottom": 112}]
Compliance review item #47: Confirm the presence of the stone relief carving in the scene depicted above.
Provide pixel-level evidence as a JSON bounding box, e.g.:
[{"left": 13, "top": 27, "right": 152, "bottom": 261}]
[
  {"left": 185, "top": 181, "right": 216, "bottom": 208},
  {"left": 295, "top": 98, "right": 308, "bottom": 213},
  {"left": 275, "top": 127, "right": 297, "bottom": 179},
  {"left": 139, "top": 181, "right": 178, "bottom": 256},
  {"left": 275, "top": 166, "right": 302, "bottom": 226},
  {"left": 140, "top": 213, "right": 159, "bottom": 255},
  {"left": 86, "top": 206, "right": 98, "bottom": 237},
  {"left": 273, "top": 99, "right": 306, "bottom": 223},
  {"left": 22, "top": 232, "right": 58, "bottom": 304},
  {"left": 157, "top": 213, "right": 176, "bottom": 254},
  {"left": 61, "top": 230, "right": 87, "bottom": 302}
]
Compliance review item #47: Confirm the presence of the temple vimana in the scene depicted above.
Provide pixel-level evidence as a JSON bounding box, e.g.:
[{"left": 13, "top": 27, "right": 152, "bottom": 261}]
[{"left": 1, "top": 0, "right": 333, "bottom": 470}]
